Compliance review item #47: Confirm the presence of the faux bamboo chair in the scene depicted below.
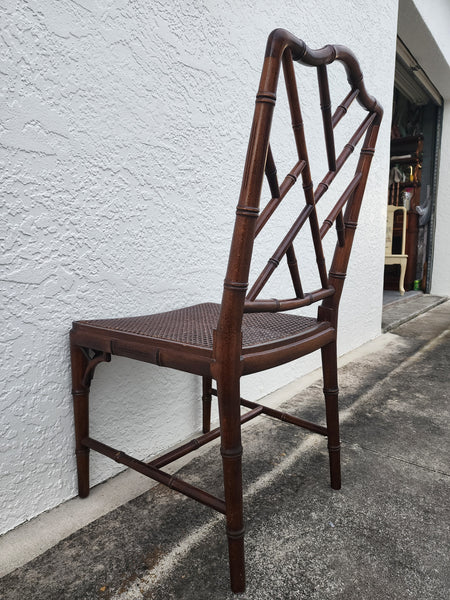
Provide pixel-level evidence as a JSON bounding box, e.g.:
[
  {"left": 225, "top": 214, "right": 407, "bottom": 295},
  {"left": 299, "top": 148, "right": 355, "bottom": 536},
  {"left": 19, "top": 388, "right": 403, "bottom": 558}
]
[{"left": 70, "top": 29, "right": 382, "bottom": 593}]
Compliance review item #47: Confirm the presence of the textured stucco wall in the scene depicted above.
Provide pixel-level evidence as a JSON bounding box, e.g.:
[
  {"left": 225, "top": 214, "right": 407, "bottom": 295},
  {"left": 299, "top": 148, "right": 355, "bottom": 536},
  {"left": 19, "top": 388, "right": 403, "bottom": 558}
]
[
  {"left": 1, "top": 0, "right": 398, "bottom": 534},
  {"left": 431, "top": 101, "right": 450, "bottom": 296},
  {"left": 411, "top": 0, "right": 450, "bottom": 297}
]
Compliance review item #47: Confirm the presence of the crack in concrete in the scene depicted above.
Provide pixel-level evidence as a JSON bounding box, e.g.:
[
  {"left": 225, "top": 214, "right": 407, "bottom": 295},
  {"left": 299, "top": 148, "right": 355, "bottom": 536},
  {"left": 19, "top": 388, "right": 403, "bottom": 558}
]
[{"left": 344, "top": 439, "right": 450, "bottom": 478}]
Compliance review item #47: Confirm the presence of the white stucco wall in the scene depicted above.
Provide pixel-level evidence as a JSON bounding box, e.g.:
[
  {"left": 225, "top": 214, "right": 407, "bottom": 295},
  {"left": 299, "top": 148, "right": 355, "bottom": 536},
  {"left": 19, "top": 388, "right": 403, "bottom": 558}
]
[
  {"left": 432, "top": 102, "right": 450, "bottom": 296},
  {"left": 1, "top": 0, "right": 398, "bottom": 535}
]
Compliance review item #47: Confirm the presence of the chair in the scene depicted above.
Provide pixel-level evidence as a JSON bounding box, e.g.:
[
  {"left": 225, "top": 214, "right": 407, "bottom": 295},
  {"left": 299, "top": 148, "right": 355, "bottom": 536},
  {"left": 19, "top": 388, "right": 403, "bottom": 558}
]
[
  {"left": 70, "top": 29, "right": 382, "bottom": 593},
  {"left": 385, "top": 205, "right": 408, "bottom": 295}
]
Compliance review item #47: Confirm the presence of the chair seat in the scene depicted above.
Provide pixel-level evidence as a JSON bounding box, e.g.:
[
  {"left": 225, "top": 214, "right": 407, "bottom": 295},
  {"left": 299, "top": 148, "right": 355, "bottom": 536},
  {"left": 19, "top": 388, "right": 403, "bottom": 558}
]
[{"left": 71, "top": 302, "right": 334, "bottom": 376}]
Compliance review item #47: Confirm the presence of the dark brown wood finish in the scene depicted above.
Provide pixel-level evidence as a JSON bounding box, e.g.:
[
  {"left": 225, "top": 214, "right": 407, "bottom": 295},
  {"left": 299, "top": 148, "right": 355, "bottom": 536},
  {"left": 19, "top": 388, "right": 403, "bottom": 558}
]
[
  {"left": 202, "top": 376, "right": 212, "bottom": 433},
  {"left": 70, "top": 29, "right": 382, "bottom": 593}
]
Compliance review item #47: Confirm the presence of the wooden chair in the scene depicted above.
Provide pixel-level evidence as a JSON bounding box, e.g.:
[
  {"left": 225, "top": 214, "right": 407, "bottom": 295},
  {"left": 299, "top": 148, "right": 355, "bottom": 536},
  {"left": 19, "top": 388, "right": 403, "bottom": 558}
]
[
  {"left": 385, "top": 205, "right": 408, "bottom": 295},
  {"left": 70, "top": 29, "right": 382, "bottom": 593}
]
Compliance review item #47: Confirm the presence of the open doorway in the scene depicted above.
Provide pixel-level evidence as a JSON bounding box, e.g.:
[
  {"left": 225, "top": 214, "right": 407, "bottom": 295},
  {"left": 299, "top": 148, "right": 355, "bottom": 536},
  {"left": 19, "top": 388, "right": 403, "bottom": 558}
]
[{"left": 383, "top": 37, "right": 443, "bottom": 309}]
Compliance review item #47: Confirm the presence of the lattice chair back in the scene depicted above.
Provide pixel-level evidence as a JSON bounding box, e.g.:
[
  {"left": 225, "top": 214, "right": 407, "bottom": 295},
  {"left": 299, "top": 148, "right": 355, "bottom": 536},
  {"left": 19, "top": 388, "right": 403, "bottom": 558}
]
[{"left": 216, "top": 29, "right": 383, "bottom": 344}]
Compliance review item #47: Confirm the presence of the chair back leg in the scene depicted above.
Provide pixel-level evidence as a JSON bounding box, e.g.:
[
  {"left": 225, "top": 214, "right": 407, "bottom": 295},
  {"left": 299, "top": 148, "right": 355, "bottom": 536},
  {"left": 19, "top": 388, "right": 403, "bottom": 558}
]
[
  {"left": 321, "top": 340, "right": 341, "bottom": 490},
  {"left": 71, "top": 343, "right": 91, "bottom": 498},
  {"left": 202, "top": 376, "right": 213, "bottom": 434}
]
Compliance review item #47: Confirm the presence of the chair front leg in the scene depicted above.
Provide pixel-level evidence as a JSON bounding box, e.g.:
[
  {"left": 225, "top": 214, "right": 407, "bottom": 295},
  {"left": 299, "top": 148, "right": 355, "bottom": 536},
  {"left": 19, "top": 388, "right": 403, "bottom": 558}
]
[
  {"left": 321, "top": 340, "right": 341, "bottom": 490},
  {"left": 217, "top": 371, "right": 245, "bottom": 593},
  {"left": 70, "top": 342, "right": 91, "bottom": 498}
]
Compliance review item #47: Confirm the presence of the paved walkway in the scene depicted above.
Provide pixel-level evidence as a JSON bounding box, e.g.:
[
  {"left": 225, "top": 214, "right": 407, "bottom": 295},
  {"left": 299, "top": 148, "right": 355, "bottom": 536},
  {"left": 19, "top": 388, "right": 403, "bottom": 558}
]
[{"left": 1, "top": 302, "right": 449, "bottom": 599}]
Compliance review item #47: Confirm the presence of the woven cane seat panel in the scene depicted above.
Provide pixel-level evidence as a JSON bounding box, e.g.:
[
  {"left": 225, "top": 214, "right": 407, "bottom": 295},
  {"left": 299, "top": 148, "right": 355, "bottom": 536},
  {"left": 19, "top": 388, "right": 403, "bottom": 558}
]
[{"left": 78, "top": 302, "right": 318, "bottom": 349}]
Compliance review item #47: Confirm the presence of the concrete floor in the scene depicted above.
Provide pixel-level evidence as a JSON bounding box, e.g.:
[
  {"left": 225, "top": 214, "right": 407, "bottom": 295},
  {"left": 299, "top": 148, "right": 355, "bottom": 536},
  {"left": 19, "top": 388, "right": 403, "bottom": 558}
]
[
  {"left": 382, "top": 289, "right": 422, "bottom": 305},
  {"left": 1, "top": 302, "right": 449, "bottom": 599}
]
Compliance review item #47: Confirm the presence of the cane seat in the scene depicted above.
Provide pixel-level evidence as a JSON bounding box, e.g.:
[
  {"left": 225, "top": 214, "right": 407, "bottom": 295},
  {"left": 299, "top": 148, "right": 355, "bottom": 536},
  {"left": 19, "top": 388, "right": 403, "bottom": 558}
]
[{"left": 72, "top": 303, "right": 329, "bottom": 376}]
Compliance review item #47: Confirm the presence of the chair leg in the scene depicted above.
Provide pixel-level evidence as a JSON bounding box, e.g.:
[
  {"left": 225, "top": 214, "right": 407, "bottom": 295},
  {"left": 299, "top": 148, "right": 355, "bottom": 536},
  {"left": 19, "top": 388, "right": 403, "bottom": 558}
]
[
  {"left": 217, "top": 373, "right": 245, "bottom": 593},
  {"left": 70, "top": 342, "right": 91, "bottom": 498},
  {"left": 321, "top": 340, "right": 341, "bottom": 490},
  {"left": 399, "top": 258, "right": 406, "bottom": 296},
  {"left": 202, "top": 376, "right": 212, "bottom": 434}
]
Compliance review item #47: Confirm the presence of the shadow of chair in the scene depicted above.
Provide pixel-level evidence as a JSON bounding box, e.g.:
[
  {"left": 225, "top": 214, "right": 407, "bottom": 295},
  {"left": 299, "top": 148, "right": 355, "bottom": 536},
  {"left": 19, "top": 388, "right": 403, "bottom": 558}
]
[
  {"left": 70, "top": 29, "right": 382, "bottom": 593},
  {"left": 385, "top": 205, "right": 408, "bottom": 295}
]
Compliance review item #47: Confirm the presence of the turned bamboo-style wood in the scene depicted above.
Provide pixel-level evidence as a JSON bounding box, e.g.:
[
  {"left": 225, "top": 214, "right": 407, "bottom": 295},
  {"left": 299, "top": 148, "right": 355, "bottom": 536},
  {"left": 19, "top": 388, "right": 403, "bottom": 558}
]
[
  {"left": 264, "top": 144, "right": 280, "bottom": 199},
  {"left": 247, "top": 110, "right": 377, "bottom": 303},
  {"left": 259, "top": 148, "right": 306, "bottom": 303},
  {"left": 317, "top": 64, "right": 336, "bottom": 171},
  {"left": 240, "top": 397, "right": 328, "bottom": 436},
  {"left": 71, "top": 343, "right": 90, "bottom": 498},
  {"left": 70, "top": 29, "right": 382, "bottom": 594},
  {"left": 320, "top": 122, "right": 382, "bottom": 315},
  {"left": 314, "top": 111, "right": 377, "bottom": 203},
  {"left": 332, "top": 88, "right": 359, "bottom": 127},
  {"left": 217, "top": 391, "right": 329, "bottom": 436},
  {"left": 335, "top": 211, "right": 346, "bottom": 247},
  {"left": 255, "top": 159, "right": 306, "bottom": 236},
  {"left": 84, "top": 436, "right": 227, "bottom": 513},
  {"left": 149, "top": 405, "right": 263, "bottom": 469},
  {"left": 321, "top": 340, "right": 341, "bottom": 489},
  {"left": 247, "top": 203, "right": 314, "bottom": 301},
  {"left": 244, "top": 286, "right": 334, "bottom": 313},
  {"left": 283, "top": 49, "right": 330, "bottom": 290},
  {"left": 286, "top": 244, "right": 304, "bottom": 298},
  {"left": 320, "top": 173, "right": 362, "bottom": 239},
  {"left": 202, "top": 376, "right": 212, "bottom": 433}
]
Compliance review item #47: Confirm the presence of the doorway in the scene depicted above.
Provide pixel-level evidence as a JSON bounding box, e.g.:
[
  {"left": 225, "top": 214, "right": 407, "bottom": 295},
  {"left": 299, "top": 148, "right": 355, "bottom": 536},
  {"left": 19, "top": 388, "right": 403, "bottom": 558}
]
[{"left": 383, "top": 37, "right": 442, "bottom": 310}]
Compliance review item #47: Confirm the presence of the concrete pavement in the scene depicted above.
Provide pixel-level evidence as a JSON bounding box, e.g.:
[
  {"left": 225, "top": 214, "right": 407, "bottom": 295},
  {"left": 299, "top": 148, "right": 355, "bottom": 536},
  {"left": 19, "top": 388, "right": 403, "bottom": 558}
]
[{"left": 1, "top": 301, "right": 449, "bottom": 599}]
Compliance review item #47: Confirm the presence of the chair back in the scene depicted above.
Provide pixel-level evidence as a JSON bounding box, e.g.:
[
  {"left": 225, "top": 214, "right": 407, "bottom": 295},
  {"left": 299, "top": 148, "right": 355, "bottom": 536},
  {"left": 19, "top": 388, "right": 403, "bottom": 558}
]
[
  {"left": 216, "top": 29, "right": 383, "bottom": 344},
  {"left": 385, "top": 205, "right": 407, "bottom": 256}
]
